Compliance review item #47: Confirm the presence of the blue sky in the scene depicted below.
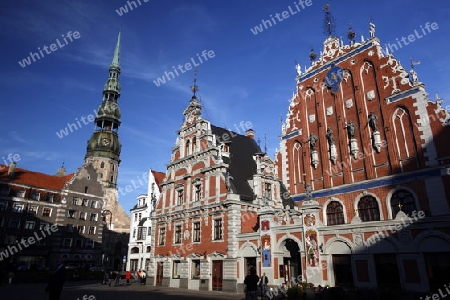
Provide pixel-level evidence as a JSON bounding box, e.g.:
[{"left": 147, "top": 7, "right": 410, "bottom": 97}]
[{"left": 1, "top": 0, "right": 449, "bottom": 214}]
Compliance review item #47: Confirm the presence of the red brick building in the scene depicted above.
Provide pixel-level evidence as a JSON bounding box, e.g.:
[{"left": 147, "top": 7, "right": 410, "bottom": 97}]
[
  {"left": 148, "top": 20, "right": 450, "bottom": 294},
  {"left": 275, "top": 21, "right": 450, "bottom": 292},
  {"left": 148, "top": 91, "right": 290, "bottom": 291}
]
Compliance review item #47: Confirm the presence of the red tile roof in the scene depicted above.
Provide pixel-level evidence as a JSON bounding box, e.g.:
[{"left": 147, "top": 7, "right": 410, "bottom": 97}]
[
  {"left": 151, "top": 169, "right": 165, "bottom": 192},
  {"left": 0, "top": 164, "right": 74, "bottom": 191}
]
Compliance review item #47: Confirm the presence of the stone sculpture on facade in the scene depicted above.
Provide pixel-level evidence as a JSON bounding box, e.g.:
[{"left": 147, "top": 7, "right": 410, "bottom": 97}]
[
  {"left": 368, "top": 112, "right": 382, "bottom": 153},
  {"left": 326, "top": 128, "right": 337, "bottom": 164},
  {"left": 307, "top": 134, "right": 319, "bottom": 168},
  {"left": 346, "top": 121, "right": 359, "bottom": 158}
]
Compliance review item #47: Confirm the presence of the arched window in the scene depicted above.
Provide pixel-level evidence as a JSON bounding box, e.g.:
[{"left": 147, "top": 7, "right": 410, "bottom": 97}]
[
  {"left": 192, "top": 137, "right": 197, "bottom": 153},
  {"left": 358, "top": 196, "right": 380, "bottom": 222},
  {"left": 100, "top": 162, "right": 105, "bottom": 168},
  {"left": 185, "top": 140, "right": 191, "bottom": 156},
  {"left": 130, "top": 247, "right": 139, "bottom": 254},
  {"left": 326, "top": 201, "right": 345, "bottom": 225},
  {"left": 390, "top": 190, "right": 416, "bottom": 217}
]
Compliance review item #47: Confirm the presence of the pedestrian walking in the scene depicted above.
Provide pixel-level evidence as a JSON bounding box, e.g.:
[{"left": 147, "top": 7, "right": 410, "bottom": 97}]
[
  {"left": 244, "top": 267, "right": 259, "bottom": 300},
  {"left": 125, "top": 270, "right": 131, "bottom": 284},
  {"left": 45, "top": 260, "right": 66, "bottom": 300},
  {"left": 140, "top": 270, "right": 147, "bottom": 285},
  {"left": 7, "top": 271, "right": 14, "bottom": 287},
  {"left": 115, "top": 270, "right": 121, "bottom": 286},
  {"left": 259, "top": 272, "right": 269, "bottom": 299}
]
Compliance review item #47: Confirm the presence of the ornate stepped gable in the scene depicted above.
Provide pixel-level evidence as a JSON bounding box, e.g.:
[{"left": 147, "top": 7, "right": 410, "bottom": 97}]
[{"left": 277, "top": 21, "right": 450, "bottom": 196}]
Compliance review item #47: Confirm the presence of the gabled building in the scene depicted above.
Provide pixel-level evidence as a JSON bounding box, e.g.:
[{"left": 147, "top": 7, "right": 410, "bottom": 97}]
[
  {"left": 126, "top": 169, "right": 164, "bottom": 272},
  {"left": 0, "top": 162, "right": 105, "bottom": 270},
  {"left": 147, "top": 87, "right": 289, "bottom": 292},
  {"left": 275, "top": 14, "right": 450, "bottom": 292}
]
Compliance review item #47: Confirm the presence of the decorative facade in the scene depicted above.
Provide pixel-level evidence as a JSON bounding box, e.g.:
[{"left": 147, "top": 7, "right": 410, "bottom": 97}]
[
  {"left": 146, "top": 87, "right": 292, "bottom": 292},
  {"left": 276, "top": 17, "right": 450, "bottom": 292}
]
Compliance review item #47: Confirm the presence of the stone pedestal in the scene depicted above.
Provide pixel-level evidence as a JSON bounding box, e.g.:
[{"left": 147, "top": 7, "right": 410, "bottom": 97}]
[
  {"left": 350, "top": 138, "right": 359, "bottom": 158},
  {"left": 311, "top": 150, "right": 319, "bottom": 168},
  {"left": 329, "top": 144, "right": 337, "bottom": 164},
  {"left": 372, "top": 131, "right": 382, "bottom": 153}
]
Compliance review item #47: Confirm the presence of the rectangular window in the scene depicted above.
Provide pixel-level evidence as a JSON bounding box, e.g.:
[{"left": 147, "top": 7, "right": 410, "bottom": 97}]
[
  {"left": 264, "top": 183, "right": 272, "bottom": 200},
  {"left": 193, "top": 222, "right": 201, "bottom": 242},
  {"left": 4, "top": 235, "right": 16, "bottom": 245},
  {"left": 42, "top": 208, "right": 51, "bottom": 217},
  {"left": 88, "top": 226, "right": 96, "bottom": 235},
  {"left": 85, "top": 239, "right": 94, "bottom": 248},
  {"left": 137, "top": 227, "right": 147, "bottom": 240},
  {"left": 29, "top": 205, "right": 38, "bottom": 214},
  {"left": 68, "top": 210, "right": 77, "bottom": 218},
  {"left": 77, "top": 225, "right": 84, "bottom": 234},
  {"left": 174, "top": 225, "right": 182, "bottom": 244},
  {"left": 177, "top": 190, "right": 184, "bottom": 206},
  {"left": 173, "top": 260, "right": 181, "bottom": 278},
  {"left": 158, "top": 227, "right": 166, "bottom": 245},
  {"left": 194, "top": 185, "right": 201, "bottom": 202},
  {"left": 39, "top": 222, "right": 49, "bottom": 230},
  {"left": 12, "top": 203, "right": 24, "bottom": 213},
  {"left": 9, "top": 218, "right": 20, "bottom": 228},
  {"left": 63, "top": 238, "right": 72, "bottom": 248},
  {"left": 89, "top": 213, "right": 98, "bottom": 222},
  {"left": 138, "top": 213, "right": 142, "bottom": 221},
  {"left": 82, "top": 199, "right": 89, "bottom": 207},
  {"left": 31, "top": 192, "right": 40, "bottom": 201},
  {"left": 72, "top": 197, "right": 80, "bottom": 205},
  {"left": 25, "top": 221, "right": 35, "bottom": 230},
  {"left": 66, "top": 224, "right": 74, "bottom": 232},
  {"left": 46, "top": 194, "right": 54, "bottom": 202},
  {"left": 74, "top": 239, "right": 83, "bottom": 248},
  {"left": 214, "top": 219, "right": 223, "bottom": 240},
  {"left": 134, "top": 213, "right": 138, "bottom": 222},
  {"left": 79, "top": 212, "right": 86, "bottom": 220},
  {"left": 0, "top": 201, "right": 7, "bottom": 211},
  {"left": 191, "top": 260, "right": 200, "bottom": 279},
  {"left": 132, "top": 229, "right": 136, "bottom": 238},
  {"left": 90, "top": 201, "right": 97, "bottom": 209},
  {"left": 148, "top": 227, "right": 152, "bottom": 236}
]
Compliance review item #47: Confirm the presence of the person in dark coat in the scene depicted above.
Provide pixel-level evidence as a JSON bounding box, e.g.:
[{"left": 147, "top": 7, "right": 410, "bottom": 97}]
[
  {"left": 45, "top": 260, "right": 66, "bottom": 300},
  {"left": 244, "top": 267, "right": 259, "bottom": 300}
]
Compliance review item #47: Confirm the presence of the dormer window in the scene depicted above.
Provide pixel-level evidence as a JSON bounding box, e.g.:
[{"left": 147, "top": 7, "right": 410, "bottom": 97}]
[
  {"left": 17, "top": 190, "right": 25, "bottom": 198},
  {"left": 31, "top": 192, "right": 40, "bottom": 201}
]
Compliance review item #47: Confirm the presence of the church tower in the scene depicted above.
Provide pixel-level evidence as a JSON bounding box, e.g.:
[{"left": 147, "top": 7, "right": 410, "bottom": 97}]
[{"left": 85, "top": 30, "right": 129, "bottom": 233}]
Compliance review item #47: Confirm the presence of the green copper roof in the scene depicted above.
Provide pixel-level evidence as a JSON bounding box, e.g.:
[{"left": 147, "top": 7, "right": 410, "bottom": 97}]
[{"left": 110, "top": 29, "right": 121, "bottom": 69}]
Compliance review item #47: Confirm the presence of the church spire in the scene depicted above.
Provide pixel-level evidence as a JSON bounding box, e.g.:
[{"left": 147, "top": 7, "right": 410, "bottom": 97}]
[
  {"left": 110, "top": 29, "right": 121, "bottom": 70},
  {"left": 85, "top": 29, "right": 123, "bottom": 187}
]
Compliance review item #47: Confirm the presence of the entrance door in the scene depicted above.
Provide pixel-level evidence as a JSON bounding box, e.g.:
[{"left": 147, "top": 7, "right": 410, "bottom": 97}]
[
  {"left": 212, "top": 260, "right": 223, "bottom": 291},
  {"left": 245, "top": 257, "right": 256, "bottom": 275},
  {"left": 156, "top": 262, "right": 163, "bottom": 285}
]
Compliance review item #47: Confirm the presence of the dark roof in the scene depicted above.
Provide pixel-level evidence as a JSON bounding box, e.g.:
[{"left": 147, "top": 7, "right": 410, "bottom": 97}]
[
  {"left": 0, "top": 164, "right": 74, "bottom": 190},
  {"left": 211, "top": 125, "right": 261, "bottom": 201}
]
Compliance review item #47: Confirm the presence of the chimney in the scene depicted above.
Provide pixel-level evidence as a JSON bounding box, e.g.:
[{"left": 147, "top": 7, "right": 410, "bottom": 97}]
[
  {"left": 245, "top": 129, "right": 255, "bottom": 139},
  {"left": 8, "top": 162, "right": 16, "bottom": 178}
]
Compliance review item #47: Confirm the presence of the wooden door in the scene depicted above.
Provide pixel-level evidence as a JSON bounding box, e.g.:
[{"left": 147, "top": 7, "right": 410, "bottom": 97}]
[
  {"left": 212, "top": 260, "right": 223, "bottom": 291},
  {"left": 156, "top": 262, "right": 163, "bottom": 285}
]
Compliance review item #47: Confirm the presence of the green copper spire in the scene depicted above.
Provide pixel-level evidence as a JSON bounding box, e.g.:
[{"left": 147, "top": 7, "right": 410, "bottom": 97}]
[{"left": 110, "top": 29, "right": 121, "bottom": 69}]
